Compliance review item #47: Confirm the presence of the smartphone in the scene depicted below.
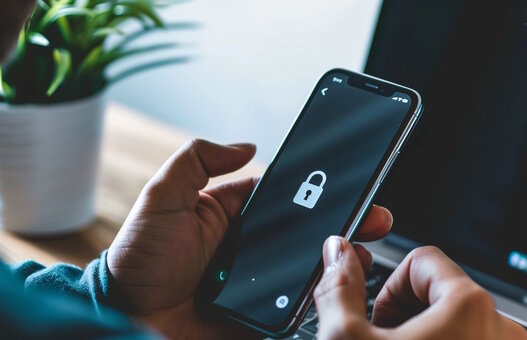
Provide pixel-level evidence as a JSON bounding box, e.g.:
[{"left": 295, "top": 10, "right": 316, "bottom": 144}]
[{"left": 195, "top": 69, "right": 423, "bottom": 338}]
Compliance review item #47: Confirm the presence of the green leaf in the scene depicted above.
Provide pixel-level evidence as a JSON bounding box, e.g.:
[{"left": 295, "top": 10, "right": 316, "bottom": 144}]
[
  {"left": 0, "top": 67, "right": 15, "bottom": 101},
  {"left": 158, "top": 0, "right": 191, "bottom": 7},
  {"left": 107, "top": 56, "right": 191, "bottom": 86},
  {"left": 37, "top": 0, "right": 50, "bottom": 11},
  {"left": 109, "top": 1, "right": 164, "bottom": 28},
  {"left": 36, "top": 0, "right": 69, "bottom": 29},
  {"left": 77, "top": 43, "right": 176, "bottom": 79},
  {"left": 16, "top": 30, "right": 27, "bottom": 56},
  {"left": 49, "top": 0, "right": 73, "bottom": 7},
  {"left": 76, "top": 45, "right": 103, "bottom": 77},
  {"left": 107, "top": 8, "right": 149, "bottom": 28},
  {"left": 152, "top": 0, "right": 192, "bottom": 8},
  {"left": 85, "top": 0, "right": 110, "bottom": 8},
  {"left": 0, "top": 82, "right": 15, "bottom": 101},
  {"left": 47, "top": 49, "right": 72, "bottom": 96},
  {"left": 93, "top": 27, "right": 125, "bottom": 39},
  {"left": 114, "top": 22, "right": 198, "bottom": 49},
  {"left": 98, "top": 43, "right": 176, "bottom": 70},
  {"left": 27, "top": 32, "right": 50, "bottom": 47},
  {"left": 123, "top": 1, "right": 164, "bottom": 27},
  {"left": 56, "top": 16, "right": 73, "bottom": 44},
  {"left": 38, "top": 7, "right": 93, "bottom": 31}
]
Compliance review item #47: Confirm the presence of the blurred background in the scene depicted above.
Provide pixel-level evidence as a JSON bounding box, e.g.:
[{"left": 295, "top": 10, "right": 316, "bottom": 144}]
[
  {"left": 108, "top": 0, "right": 382, "bottom": 163},
  {"left": 0, "top": 0, "right": 380, "bottom": 244}
]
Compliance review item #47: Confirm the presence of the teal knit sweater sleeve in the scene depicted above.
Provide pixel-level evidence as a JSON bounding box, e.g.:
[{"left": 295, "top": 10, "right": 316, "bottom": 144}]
[
  {"left": 11, "top": 250, "right": 124, "bottom": 316},
  {"left": 1, "top": 251, "right": 159, "bottom": 339}
]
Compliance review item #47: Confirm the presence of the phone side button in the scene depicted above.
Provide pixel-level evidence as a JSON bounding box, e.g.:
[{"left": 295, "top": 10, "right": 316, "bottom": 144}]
[{"left": 379, "top": 151, "right": 399, "bottom": 184}]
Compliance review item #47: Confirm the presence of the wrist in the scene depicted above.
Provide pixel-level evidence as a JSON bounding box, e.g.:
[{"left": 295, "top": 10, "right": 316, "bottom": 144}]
[{"left": 135, "top": 306, "right": 187, "bottom": 339}]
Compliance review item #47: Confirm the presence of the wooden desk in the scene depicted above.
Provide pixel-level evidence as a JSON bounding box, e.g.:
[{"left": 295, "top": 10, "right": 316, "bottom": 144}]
[{"left": 0, "top": 103, "right": 264, "bottom": 267}]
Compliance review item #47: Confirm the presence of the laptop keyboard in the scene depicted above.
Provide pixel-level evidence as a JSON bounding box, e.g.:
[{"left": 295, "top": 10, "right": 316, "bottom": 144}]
[{"left": 267, "top": 262, "right": 394, "bottom": 340}]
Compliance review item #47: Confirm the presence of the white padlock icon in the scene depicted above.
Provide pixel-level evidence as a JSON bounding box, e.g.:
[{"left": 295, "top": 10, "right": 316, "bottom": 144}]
[{"left": 293, "top": 170, "right": 327, "bottom": 209}]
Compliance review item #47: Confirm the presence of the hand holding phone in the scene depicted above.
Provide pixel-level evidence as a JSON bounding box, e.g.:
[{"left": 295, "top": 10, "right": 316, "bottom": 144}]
[{"left": 196, "top": 69, "right": 423, "bottom": 338}]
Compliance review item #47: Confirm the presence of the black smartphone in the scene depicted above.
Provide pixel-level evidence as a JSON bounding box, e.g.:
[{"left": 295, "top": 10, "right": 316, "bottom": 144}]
[{"left": 196, "top": 69, "right": 423, "bottom": 338}]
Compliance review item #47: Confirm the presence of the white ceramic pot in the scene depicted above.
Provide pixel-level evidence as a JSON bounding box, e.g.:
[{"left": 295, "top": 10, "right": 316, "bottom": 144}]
[{"left": 0, "top": 94, "right": 105, "bottom": 235}]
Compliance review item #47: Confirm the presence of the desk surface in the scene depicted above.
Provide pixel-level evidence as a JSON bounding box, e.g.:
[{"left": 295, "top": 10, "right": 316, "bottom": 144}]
[{"left": 0, "top": 103, "right": 264, "bottom": 267}]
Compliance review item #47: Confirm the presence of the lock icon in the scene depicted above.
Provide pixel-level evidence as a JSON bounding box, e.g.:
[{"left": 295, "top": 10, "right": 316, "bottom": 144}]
[{"left": 293, "top": 170, "right": 327, "bottom": 209}]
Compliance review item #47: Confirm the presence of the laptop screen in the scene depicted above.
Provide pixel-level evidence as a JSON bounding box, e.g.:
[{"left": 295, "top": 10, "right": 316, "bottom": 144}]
[{"left": 367, "top": 1, "right": 527, "bottom": 300}]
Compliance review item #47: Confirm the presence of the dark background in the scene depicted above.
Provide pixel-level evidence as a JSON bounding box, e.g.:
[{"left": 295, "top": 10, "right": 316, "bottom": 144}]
[{"left": 367, "top": 0, "right": 527, "bottom": 292}]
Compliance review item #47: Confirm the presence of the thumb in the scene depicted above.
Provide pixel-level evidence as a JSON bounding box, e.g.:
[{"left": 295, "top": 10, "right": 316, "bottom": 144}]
[
  {"left": 142, "top": 139, "right": 256, "bottom": 210},
  {"left": 314, "top": 236, "right": 372, "bottom": 340}
]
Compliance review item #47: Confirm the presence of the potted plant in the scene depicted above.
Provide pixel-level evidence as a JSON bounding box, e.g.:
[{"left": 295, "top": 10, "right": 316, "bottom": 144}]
[{"left": 0, "top": 0, "right": 189, "bottom": 235}]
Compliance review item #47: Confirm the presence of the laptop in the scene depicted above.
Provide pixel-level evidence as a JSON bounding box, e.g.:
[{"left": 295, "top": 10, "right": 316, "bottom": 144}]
[{"left": 271, "top": 1, "right": 527, "bottom": 338}]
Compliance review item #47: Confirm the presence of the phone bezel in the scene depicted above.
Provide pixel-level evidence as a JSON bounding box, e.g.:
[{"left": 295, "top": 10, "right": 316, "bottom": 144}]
[{"left": 197, "top": 68, "right": 423, "bottom": 338}]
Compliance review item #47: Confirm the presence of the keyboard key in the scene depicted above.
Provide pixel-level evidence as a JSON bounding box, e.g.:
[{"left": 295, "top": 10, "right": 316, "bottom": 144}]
[
  {"left": 291, "top": 332, "right": 307, "bottom": 339},
  {"left": 276, "top": 329, "right": 317, "bottom": 340},
  {"left": 367, "top": 298, "right": 375, "bottom": 311},
  {"left": 303, "top": 305, "right": 317, "bottom": 321},
  {"left": 269, "top": 261, "right": 394, "bottom": 340},
  {"left": 302, "top": 318, "right": 319, "bottom": 334},
  {"left": 366, "top": 277, "right": 378, "bottom": 287}
]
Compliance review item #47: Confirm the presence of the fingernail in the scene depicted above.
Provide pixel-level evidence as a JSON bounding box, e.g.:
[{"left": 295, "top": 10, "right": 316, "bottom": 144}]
[
  {"left": 381, "top": 207, "right": 393, "bottom": 229},
  {"left": 228, "top": 143, "right": 256, "bottom": 149},
  {"left": 326, "top": 236, "right": 343, "bottom": 270},
  {"left": 373, "top": 204, "right": 393, "bottom": 229}
]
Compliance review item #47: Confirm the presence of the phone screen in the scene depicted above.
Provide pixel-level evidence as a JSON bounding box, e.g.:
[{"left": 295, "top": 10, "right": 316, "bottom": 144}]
[{"left": 199, "top": 70, "right": 420, "bottom": 331}]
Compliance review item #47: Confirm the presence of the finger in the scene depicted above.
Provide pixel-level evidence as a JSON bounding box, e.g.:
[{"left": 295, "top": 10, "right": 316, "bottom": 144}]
[
  {"left": 354, "top": 244, "right": 373, "bottom": 275},
  {"left": 373, "top": 247, "right": 522, "bottom": 339},
  {"left": 144, "top": 139, "right": 256, "bottom": 208},
  {"left": 354, "top": 205, "right": 393, "bottom": 242},
  {"left": 372, "top": 246, "right": 468, "bottom": 328},
  {"left": 204, "top": 177, "right": 259, "bottom": 221},
  {"left": 314, "top": 236, "right": 371, "bottom": 339},
  {"left": 497, "top": 313, "right": 527, "bottom": 339}
]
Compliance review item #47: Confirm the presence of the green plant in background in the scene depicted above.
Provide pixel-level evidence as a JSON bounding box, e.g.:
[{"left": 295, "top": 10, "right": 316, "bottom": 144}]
[{"left": 0, "top": 0, "right": 193, "bottom": 104}]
